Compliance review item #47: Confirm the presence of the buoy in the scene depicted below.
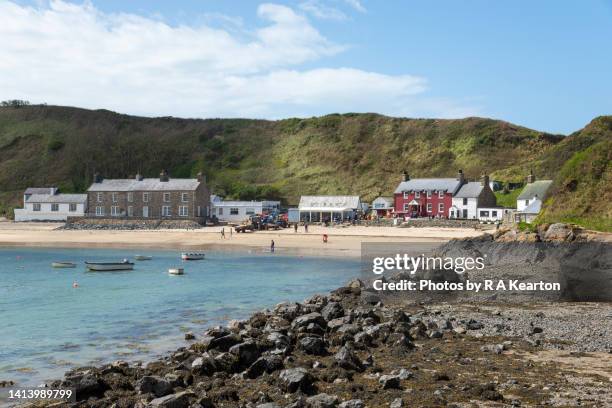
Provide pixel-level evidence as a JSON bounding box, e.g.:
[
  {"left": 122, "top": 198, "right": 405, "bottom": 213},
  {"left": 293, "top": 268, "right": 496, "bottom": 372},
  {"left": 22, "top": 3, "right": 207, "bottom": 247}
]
[{"left": 72, "top": 281, "right": 79, "bottom": 288}]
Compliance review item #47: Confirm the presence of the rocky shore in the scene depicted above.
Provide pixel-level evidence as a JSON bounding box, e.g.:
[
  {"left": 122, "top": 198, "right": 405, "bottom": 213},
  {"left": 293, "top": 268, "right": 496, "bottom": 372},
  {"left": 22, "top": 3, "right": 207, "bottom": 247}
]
[
  {"left": 11, "top": 227, "right": 611, "bottom": 407},
  {"left": 16, "top": 280, "right": 610, "bottom": 407}
]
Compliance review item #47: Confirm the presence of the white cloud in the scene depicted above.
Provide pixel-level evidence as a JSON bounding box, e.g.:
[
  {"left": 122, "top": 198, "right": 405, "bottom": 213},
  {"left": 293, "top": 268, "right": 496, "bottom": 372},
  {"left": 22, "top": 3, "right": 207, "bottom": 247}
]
[
  {"left": 299, "top": 0, "right": 348, "bottom": 21},
  {"left": 0, "top": 0, "right": 480, "bottom": 119},
  {"left": 343, "top": 0, "right": 366, "bottom": 13}
]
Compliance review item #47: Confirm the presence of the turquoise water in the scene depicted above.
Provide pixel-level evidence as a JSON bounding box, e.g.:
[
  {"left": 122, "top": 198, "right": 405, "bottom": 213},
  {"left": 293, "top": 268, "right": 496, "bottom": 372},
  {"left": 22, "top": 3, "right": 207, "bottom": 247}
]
[{"left": 0, "top": 247, "right": 359, "bottom": 386}]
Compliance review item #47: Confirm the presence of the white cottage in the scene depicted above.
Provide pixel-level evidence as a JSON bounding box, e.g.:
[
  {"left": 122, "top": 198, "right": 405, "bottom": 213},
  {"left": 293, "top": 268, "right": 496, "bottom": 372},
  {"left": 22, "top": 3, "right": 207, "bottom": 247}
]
[
  {"left": 298, "top": 195, "right": 361, "bottom": 222},
  {"left": 449, "top": 175, "right": 497, "bottom": 219},
  {"left": 14, "top": 188, "right": 87, "bottom": 221},
  {"left": 516, "top": 172, "right": 552, "bottom": 212}
]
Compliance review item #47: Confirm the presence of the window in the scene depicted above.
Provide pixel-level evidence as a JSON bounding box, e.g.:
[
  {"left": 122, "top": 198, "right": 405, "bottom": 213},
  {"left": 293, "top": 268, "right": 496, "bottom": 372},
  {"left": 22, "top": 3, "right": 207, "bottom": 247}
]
[
  {"left": 111, "top": 206, "right": 120, "bottom": 216},
  {"left": 127, "top": 192, "right": 133, "bottom": 202},
  {"left": 427, "top": 203, "right": 432, "bottom": 212},
  {"left": 69, "top": 203, "right": 77, "bottom": 212},
  {"left": 403, "top": 203, "right": 410, "bottom": 211},
  {"left": 97, "top": 193, "right": 103, "bottom": 202},
  {"left": 525, "top": 199, "right": 530, "bottom": 205},
  {"left": 427, "top": 190, "right": 432, "bottom": 198},
  {"left": 179, "top": 206, "right": 188, "bottom": 217},
  {"left": 95, "top": 206, "right": 104, "bottom": 216},
  {"left": 438, "top": 190, "right": 444, "bottom": 198},
  {"left": 415, "top": 191, "right": 420, "bottom": 198},
  {"left": 112, "top": 193, "right": 118, "bottom": 202},
  {"left": 218, "top": 207, "right": 223, "bottom": 215},
  {"left": 143, "top": 193, "right": 150, "bottom": 203},
  {"left": 403, "top": 192, "right": 408, "bottom": 199},
  {"left": 33, "top": 203, "right": 41, "bottom": 211},
  {"left": 230, "top": 208, "right": 239, "bottom": 215},
  {"left": 463, "top": 198, "right": 468, "bottom": 205},
  {"left": 438, "top": 203, "right": 444, "bottom": 213},
  {"left": 480, "top": 210, "right": 490, "bottom": 217},
  {"left": 181, "top": 193, "right": 189, "bottom": 202},
  {"left": 127, "top": 206, "right": 133, "bottom": 217},
  {"left": 246, "top": 208, "right": 255, "bottom": 215},
  {"left": 163, "top": 193, "right": 170, "bottom": 202},
  {"left": 51, "top": 203, "right": 59, "bottom": 212},
  {"left": 162, "top": 206, "right": 170, "bottom": 217},
  {"left": 143, "top": 206, "right": 149, "bottom": 217},
  {"left": 492, "top": 210, "right": 498, "bottom": 217}
]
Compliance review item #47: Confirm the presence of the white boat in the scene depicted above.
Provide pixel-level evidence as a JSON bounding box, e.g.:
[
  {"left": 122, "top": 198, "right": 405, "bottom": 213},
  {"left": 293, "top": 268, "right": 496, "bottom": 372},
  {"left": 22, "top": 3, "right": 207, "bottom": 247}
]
[
  {"left": 52, "top": 262, "right": 76, "bottom": 268},
  {"left": 168, "top": 268, "right": 184, "bottom": 275},
  {"left": 134, "top": 255, "right": 152, "bottom": 261},
  {"left": 85, "top": 260, "right": 134, "bottom": 271},
  {"left": 181, "top": 252, "right": 205, "bottom": 261}
]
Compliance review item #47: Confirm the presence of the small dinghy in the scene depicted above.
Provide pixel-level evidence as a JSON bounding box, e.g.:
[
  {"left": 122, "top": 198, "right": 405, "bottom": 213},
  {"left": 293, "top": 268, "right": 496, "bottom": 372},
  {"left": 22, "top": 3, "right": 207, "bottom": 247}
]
[
  {"left": 181, "top": 253, "right": 205, "bottom": 261},
  {"left": 85, "top": 259, "right": 134, "bottom": 271},
  {"left": 134, "top": 255, "right": 152, "bottom": 261},
  {"left": 52, "top": 262, "right": 76, "bottom": 268},
  {"left": 168, "top": 267, "right": 184, "bottom": 275}
]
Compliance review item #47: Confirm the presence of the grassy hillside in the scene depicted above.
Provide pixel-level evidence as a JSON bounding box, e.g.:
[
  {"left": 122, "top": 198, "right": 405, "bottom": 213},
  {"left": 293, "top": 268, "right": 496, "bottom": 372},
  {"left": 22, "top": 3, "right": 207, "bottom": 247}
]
[{"left": 0, "top": 105, "right": 609, "bottom": 231}]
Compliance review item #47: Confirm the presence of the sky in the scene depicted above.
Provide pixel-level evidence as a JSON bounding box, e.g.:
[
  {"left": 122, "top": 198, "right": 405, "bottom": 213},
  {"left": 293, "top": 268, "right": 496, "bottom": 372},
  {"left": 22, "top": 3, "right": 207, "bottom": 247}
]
[{"left": 1, "top": 1, "right": 611, "bottom": 134}]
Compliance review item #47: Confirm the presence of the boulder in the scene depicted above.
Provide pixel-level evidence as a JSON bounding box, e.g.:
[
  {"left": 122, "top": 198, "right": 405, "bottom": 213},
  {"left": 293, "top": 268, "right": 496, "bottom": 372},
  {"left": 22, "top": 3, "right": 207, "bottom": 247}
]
[
  {"left": 299, "top": 336, "right": 327, "bottom": 356},
  {"left": 306, "top": 393, "right": 339, "bottom": 408},
  {"left": 229, "top": 340, "right": 260, "bottom": 367},
  {"left": 292, "top": 313, "right": 327, "bottom": 330},
  {"left": 379, "top": 374, "right": 401, "bottom": 389},
  {"left": 246, "top": 355, "right": 284, "bottom": 378},
  {"left": 64, "top": 373, "right": 109, "bottom": 401},
  {"left": 544, "top": 223, "right": 573, "bottom": 241},
  {"left": 136, "top": 375, "right": 173, "bottom": 398},
  {"left": 148, "top": 391, "right": 193, "bottom": 408},
  {"left": 321, "top": 302, "right": 344, "bottom": 321},
  {"left": 208, "top": 334, "right": 241, "bottom": 352},
  {"left": 334, "top": 346, "right": 363, "bottom": 372},
  {"left": 274, "top": 302, "right": 302, "bottom": 320},
  {"left": 278, "top": 368, "right": 314, "bottom": 393}
]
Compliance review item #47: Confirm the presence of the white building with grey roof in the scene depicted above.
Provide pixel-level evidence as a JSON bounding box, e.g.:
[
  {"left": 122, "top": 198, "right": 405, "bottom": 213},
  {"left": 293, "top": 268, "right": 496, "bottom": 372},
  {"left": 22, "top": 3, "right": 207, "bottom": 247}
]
[
  {"left": 449, "top": 174, "right": 498, "bottom": 220},
  {"left": 298, "top": 195, "right": 361, "bottom": 222},
  {"left": 514, "top": 171, "right": 552, "bottom": 223},
  {"left": 14, "top": 188, "right": 87, "bottom": 221}
]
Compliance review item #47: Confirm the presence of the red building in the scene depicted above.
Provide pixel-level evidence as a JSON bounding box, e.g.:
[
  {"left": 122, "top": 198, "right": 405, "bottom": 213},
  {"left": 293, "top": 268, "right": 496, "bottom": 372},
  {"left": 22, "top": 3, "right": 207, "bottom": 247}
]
[{"left": 394, "top": 170, "right": 466, "bottom": 218}]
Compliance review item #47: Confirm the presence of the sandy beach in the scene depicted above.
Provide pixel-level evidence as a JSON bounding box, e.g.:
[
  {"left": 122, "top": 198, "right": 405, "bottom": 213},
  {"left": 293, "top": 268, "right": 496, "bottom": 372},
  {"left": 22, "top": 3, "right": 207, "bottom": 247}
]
[{"left": 0, "top": 222, "right": 487, "bottom": 256}]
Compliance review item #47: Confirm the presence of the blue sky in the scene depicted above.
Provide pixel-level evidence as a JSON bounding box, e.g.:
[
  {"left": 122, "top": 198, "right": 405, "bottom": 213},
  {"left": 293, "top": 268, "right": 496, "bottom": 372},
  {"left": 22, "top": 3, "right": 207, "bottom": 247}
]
[{"left": 3, "top": 0, "right": 612, "bottom": 134}]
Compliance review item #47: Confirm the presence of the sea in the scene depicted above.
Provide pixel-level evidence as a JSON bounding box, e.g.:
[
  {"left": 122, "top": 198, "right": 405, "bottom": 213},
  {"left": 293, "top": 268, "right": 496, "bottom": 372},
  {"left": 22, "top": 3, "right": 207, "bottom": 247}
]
[{"left": 0, "top": 247, "right": 360, "bottom": 386}]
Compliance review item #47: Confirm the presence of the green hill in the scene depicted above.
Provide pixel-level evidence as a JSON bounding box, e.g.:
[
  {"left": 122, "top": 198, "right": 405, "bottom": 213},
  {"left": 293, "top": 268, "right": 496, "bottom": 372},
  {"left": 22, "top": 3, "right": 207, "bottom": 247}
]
[{"left": 0, "top": 105, "right": 609, "bottom": 231}]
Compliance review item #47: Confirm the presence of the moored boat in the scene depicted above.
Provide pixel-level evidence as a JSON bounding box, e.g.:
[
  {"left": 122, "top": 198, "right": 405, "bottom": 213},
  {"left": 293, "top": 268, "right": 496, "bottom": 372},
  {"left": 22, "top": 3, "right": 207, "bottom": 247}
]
[
  {"left": 181, "top": 253, "right": 205, "bottom": 261},
  {"left": 52, "top": 262, "right": 76, "bottom": 268},
  {"left": 85, "top": 260, "right": 134, "bottom": 271},
  {"left": 134, "top": 255, "right": 152, "bottom": 261},
  {"left": 168, "top": 267, "right": 184, "bottom": 275}
]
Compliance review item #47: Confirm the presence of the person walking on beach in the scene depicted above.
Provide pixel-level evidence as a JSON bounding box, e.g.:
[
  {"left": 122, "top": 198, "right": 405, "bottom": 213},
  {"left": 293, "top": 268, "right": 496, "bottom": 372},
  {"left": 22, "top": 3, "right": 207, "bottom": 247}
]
[
  {"left": 230, "top": 227, "right": 233, "bottom": 238},
  {"left": 270, "top": 239, "right": 275, "bottom": 253},
  {"left": 304, "top": 222, "right": 308, "bottom": 233},
  {"left": 221, "top": 227, "right": 225, "bottom": 239},
  {"left": 294, "top": 223, "right": 298, "bottom": 233}
]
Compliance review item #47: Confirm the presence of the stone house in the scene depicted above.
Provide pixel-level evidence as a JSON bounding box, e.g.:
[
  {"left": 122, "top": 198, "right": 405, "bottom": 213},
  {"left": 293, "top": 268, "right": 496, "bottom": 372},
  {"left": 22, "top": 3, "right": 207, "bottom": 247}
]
[{"left": 86, "top": 170, "right": 210, "bottom": 222}]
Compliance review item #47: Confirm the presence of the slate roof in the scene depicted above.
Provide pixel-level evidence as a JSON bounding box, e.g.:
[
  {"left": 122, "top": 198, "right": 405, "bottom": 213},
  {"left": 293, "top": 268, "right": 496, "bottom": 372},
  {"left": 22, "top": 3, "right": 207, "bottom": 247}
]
[
  {"left": 454, "top": 182, "right": 484, "bottom": 198},
  {"left": 299, "top": 196, "right": 361, "bottom": 211},
  {"left": 26, "top": 194, "right": 87, "bottom": 204},
  {"left": 87, "top": 178, "right": 201, "bottom": 192},
  {"left": 25, "top": 187, "right": 57, "bottom": 195},
  {"left": 517, "top": 180, "right": 553, "bottom": 201},
  {"left": 394, "top": 178, "right": 463, "bottom": 194}
]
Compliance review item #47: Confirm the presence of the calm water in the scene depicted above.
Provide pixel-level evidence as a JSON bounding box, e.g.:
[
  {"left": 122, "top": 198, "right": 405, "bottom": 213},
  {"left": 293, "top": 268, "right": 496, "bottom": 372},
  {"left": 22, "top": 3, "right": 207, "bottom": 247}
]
[{"left": 0, "top": 247, "right": 359, "bottom": 385}]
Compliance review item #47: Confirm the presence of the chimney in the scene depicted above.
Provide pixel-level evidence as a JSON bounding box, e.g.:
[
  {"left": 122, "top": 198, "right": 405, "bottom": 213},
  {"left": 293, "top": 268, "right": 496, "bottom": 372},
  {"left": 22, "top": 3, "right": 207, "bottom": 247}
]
[
  {"left": 401, "top": 170, "right": 409, "bottom": 182},
  {"left": 526, "top": 169, "right": 535, "bottom": 184},
  {"left": 160, "top": 169, "right": 169, "bottom": 182},
  {"left": 480, "top": 173, "right": 489, "bottom": 186},
  {"left": 197, "top": 171, "right": 206, "bottom": 183},
  {"left": 135, "top": 173, "right": 144, "bottom": 181},
  {"left": 457, "top": 169, "right": 465, "bottom": 183},
  {"left": 93, "top": 172, "right": 103, "bottom": 183}
]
